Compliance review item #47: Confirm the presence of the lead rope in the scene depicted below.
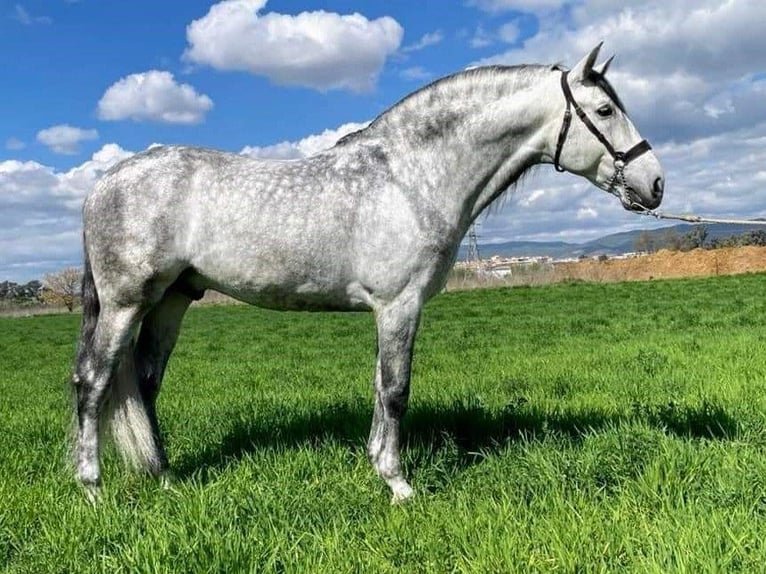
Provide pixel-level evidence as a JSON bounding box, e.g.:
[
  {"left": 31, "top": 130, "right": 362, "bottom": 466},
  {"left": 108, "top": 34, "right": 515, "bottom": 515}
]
[
  {"left": 632, "top": 209, "right": 766, "bottom": 226},
  {"left": 626, "top": 191, "right": 766, "bottom": 224}
]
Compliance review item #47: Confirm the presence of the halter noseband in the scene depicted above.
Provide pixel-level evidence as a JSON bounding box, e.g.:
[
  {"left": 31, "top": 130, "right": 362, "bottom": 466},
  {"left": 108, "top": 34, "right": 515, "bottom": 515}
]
[{"left": 553, "top": 70, "right": 652, "bottom": 203}]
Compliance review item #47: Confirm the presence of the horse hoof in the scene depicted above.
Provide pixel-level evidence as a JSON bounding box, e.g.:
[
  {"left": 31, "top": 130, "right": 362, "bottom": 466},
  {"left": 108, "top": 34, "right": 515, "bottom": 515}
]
[{"left": 389, "top": 480, "right": 414, "bottom": 504}]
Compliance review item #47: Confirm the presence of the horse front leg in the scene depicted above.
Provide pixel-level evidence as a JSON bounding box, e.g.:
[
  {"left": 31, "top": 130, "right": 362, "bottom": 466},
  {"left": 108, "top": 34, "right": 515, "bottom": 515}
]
[{"left": 368, "top": 294, "right": 421, "bottom": 503}]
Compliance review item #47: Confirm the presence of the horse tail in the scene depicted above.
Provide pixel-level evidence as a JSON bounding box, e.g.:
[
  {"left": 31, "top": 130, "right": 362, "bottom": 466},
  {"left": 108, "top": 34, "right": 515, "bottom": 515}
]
[
  {"left": 75, "top": 240, "right": 100, "bottom": 363},
  {"left": 104, "top": 339, "right": 160, "bottom": 473},
  {"left": 75, "top": 239, "right": 159, "bottom": 473}
]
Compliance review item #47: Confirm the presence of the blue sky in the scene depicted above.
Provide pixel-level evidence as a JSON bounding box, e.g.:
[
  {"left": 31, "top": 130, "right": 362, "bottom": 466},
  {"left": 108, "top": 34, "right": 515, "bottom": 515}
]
[{"left": 2, "top": 1, "right": 766, "bottom": 281}]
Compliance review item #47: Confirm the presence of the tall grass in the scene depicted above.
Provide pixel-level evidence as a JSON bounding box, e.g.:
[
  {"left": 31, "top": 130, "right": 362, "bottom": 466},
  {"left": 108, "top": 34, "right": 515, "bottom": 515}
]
[{"left": 3, "top": 274, "right": 766, "bottom": 572}]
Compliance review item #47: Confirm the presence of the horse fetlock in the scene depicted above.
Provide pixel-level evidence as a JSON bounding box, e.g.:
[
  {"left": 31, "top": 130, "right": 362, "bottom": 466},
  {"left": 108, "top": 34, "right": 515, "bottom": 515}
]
[
  {"left": 76, "top": 449, "right": 100, "bottom": 476},
  {"left": 373, "top": 452, "right": 413, "bottom": 503},
  {"left": 367, "top": 428, "right": 384, "bottom": 458},
  {"left": 76, "top": 461, "right": 101, "bottom": 502},
  {"left": 373, "top": 447, "right": 404, "bottom": 479}
]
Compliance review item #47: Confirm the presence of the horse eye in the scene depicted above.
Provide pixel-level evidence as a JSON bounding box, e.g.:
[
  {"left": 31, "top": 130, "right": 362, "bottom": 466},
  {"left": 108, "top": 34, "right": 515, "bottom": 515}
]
[{"left": 596, "top": 105, "right": 613, "bottom": 118}]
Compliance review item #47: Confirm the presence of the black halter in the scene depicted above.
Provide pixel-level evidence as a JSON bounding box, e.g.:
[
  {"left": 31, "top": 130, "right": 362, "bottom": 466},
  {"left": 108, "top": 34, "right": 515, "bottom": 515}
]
[{"left": 553, "top": 70, "right": 651, "bottom": 181}]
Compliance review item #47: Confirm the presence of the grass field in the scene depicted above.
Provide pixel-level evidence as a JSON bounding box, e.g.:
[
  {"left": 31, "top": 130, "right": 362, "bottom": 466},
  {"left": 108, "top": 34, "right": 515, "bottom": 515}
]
[{"left": 3, "top": 273, "right": 766, "bottom": 572}]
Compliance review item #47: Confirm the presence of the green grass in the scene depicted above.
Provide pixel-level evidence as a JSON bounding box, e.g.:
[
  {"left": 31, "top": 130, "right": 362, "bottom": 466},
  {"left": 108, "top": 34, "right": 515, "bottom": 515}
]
[{"left": 3, "top": 274, "right": 766, "bottom": 572}]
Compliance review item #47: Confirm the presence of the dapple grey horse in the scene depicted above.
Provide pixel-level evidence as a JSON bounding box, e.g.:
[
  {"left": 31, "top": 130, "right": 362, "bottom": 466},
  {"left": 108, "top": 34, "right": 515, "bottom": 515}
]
[{"left": 72, "top": 44, "right": 664, "bottom": 502}]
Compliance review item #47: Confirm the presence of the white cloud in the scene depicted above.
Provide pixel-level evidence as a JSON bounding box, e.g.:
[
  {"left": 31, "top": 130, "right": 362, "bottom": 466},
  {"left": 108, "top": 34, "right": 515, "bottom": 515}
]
[
  {"left": 475, "top": 1, "right": 766, "bottom": 142},
  {"left": 97, "top": 71, "right": 213, "bottom": 124},
  {"left": 183, "top": 0, "right": 403, "bottom": 92},
  {"left": 5, "top": 137, "right": 25, "bottom": 151},
  {"left": 498, "top": 21, "right": 521, "bottom": 44},
  {"left": 518, "top": 188, "right": 546, "bottom": 207},
  {"left": 442, "top": 5, "right": 766, "bottom": 244},
  {"left": 470, "top": 25, "right": 493, "bottom": 48},
  {"left": 241, "top": 121, "right": 370, "bottom": 159},
  {"left": 468, "top": 21, "right": 521, "bottom": 49},
  {"left": 565, "top": 0, "right": 766, "bottom": 82},
  {"left": 469, "top": 0, "right": 567, "bottom": 14},
  {"left": 0, "top": 144, "right": 132, "bottom": 281},
  {"left": 576, "top": 206, "right": 598, "bottom": 220},
  {"left": 401, "top": 31, "right": 443, "bottom": 53},
  {"left": 12, "top": 4, "right": 51, "bottom": 25},
  {"left": 36, "top": 124, "right": 98, "bottom": 155},
  {"left": 400, "top": 66, "right": 432, "bottom": 82}
]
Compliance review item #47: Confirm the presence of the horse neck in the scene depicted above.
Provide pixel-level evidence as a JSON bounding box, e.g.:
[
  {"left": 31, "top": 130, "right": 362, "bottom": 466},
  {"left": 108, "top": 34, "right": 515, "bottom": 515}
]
[{"left": 372, "top": 67, "right": 560, "bottom": 238}]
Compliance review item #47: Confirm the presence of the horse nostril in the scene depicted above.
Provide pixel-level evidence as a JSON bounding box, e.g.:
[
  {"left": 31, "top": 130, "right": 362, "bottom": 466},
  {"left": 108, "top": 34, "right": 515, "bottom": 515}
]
[{"left": 653, "top": 177, "right": 664, "bottom": 198}]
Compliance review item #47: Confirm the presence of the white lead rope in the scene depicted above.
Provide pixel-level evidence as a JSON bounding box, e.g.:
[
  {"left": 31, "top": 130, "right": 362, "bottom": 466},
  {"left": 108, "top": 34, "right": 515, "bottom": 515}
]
[{"left": 633, "top": 209, "right": 766, "bottom": 226}]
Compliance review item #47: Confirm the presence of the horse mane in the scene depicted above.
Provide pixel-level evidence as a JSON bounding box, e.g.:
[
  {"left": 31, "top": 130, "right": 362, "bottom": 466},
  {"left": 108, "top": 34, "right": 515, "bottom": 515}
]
[
  {"left": 335, "top": 64, "right": 555, "bottom": 147},
  {"left": 333, "top": 65, "right": 555, "bottom": 215}
]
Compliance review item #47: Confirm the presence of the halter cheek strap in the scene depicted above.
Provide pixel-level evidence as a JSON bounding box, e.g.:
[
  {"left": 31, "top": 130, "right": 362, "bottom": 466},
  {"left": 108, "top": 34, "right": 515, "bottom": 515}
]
[{"left": 554, "top": 70, "right": 651, "bottom": 173}]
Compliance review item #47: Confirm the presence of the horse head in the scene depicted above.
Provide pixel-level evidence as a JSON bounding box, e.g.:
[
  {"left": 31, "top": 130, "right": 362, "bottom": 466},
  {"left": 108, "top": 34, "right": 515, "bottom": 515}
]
[{"left": 552, "top": 43, "right": 664, "bottom": 211}]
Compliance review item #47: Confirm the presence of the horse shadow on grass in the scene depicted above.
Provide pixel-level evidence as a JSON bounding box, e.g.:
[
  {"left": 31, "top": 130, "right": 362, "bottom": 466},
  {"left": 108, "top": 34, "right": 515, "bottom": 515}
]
[{"left": 172, "top": 393, "right": 740, "bottom": 483}]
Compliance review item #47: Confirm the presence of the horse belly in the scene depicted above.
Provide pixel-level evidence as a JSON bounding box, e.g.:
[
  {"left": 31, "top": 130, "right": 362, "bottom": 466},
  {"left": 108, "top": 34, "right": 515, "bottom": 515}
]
[
  {"left": 190, "top": 246, "right": 367, "bottom": 312},
  {"left": 214, "top": 280, "right": 366, "bottom": 312}
]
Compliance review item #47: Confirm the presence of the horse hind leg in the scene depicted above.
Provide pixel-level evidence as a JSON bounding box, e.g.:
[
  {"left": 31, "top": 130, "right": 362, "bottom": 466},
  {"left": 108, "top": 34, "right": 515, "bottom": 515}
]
[
  {"left": 131, "top": 288, "right": 194, "bottom": 483},
  {"left": 72, "top": 259, "right": 189, "bottom": 499},
  {"left": 73, "top": 304, "right": 141, "bottom": 501}
]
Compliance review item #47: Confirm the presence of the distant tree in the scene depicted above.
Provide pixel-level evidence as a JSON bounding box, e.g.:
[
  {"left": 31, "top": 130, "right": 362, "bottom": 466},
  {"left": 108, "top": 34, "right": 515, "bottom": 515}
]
[
  {"left": 0, "top": 281, "right": 14, "bottom": 299},
  {"left": 707, "top": 230, "right": 766, "bottom": 249},
  {"left": 680, "top": 225, "right": 708, "bottom": 252},
  {"left": 634, "top": 231, "right": 655, "bottom": 253},
  {"left": 42, "top": 267, "right": 82, "bottom": 312},
  {"left": 18, "top": 280, "right": 43, "bottom": 300},
  {"left": 744, "top": 230, "right": 766, "bottom": 246},
  {"left": 709, "top": 235, "right": 740, "bottom": 249},
  {"left": 0, "top": 280, "right": 43, "bottom": 302}
]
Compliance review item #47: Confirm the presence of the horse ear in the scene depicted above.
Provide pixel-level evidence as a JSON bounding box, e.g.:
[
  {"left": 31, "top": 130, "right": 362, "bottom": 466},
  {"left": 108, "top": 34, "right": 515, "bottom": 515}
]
[
  {"left": 570, "top": 42, "right": 603, "bottom": 81},
  {"left": 596, "top": 55, "right": 615, "bottom": 76}
]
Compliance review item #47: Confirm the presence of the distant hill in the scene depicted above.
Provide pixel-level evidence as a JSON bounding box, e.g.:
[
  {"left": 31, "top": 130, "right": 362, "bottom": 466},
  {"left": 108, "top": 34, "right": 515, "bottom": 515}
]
[{"left": 462, "top": 222, "right": 766, "bottom": 261}]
